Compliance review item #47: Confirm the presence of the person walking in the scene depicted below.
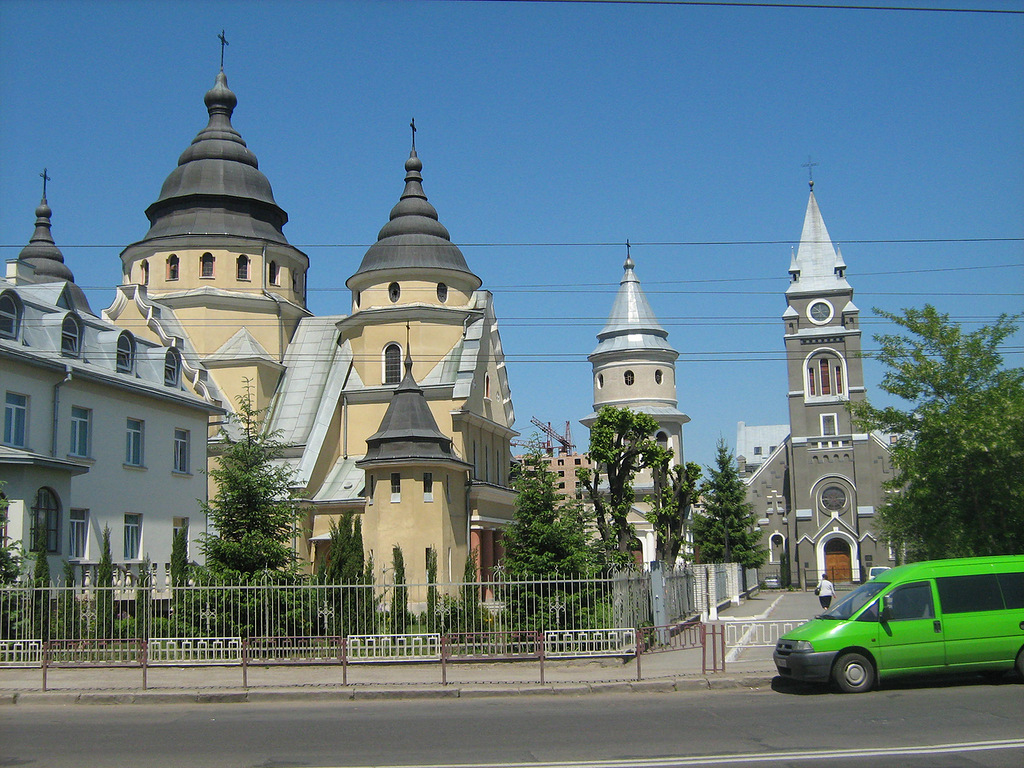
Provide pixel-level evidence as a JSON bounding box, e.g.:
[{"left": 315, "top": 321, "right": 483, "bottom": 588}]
[{"left": 815, "top": 573, "right": 836, "bottom": 610}]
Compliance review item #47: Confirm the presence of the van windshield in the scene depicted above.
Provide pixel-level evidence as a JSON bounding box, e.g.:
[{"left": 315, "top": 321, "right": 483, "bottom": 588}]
[{"left": 821, "top": 581, "right": 887, "bottom": 620}]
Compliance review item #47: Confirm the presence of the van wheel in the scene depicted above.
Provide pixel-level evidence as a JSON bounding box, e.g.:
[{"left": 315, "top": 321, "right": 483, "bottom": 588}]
[
  {"left": 1016, "top": 648, "right": 1024, "bottom": 680},
  {"left": 833, "top": 652, "right": 875, "bottom": 693}
]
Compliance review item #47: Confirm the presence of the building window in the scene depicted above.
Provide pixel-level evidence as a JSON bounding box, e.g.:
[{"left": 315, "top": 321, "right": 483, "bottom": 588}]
[
  {"left": 807, "top": 354, "right": 845, "bottom": 400},
  {"left": 0, "top": 293, "right": 21, "bottom": 339},
  {"left": 141, "top": 260, "right": 149, "bottom": 285},
  {"left": 268, "top": 261, "right": 280, "bottom": 285},
  {"left": 384, "top": 343, "right": 402, "bottom": 385},
  {"left": 61, "top": 315, "right": 81, "bottom": 357},
  {"left": 388, "top": 282, "right": 401, "bottom": 303},
  {"left": 200, "top": 252, "right": 215, "bottom": 278},
  {"left": 390, "top": 472, "right": 401, "bottom": 503},
  {"left": 164, "top": 348, "right": 181, "bottom": 387},
  {"left": 31, "top": 487, "right": 61, "bottom": 554},
  {"left": 126, "top": 418, "right": 144, "bottom": 466},
  {"left": 166, "top": 254, "right": 179, "bottom": 281},
  {"left": 484, "top": 374, "right": 491, "bottom": 400},
  {"left": 423, "top": 472, "right": 434, "bottom": 502},
  {"left": 753, "top": 446, "right": 762, "bottom": 456},
  {"left": 70, "top": 406, "right": 91, "bottom": 457},
  {"left": 597, "top": 374, "right": 603, "bottom": 389},
  {"left": 655, "top": 369, "right": 663, "bottom": 385},
  {"left": 437, "top": 283, "right": 448, "bottom": 303},
  {"left": 835, "top": 364, "right": 844, "bottom": 395},
  {"left": 623, "top": 370, "right": 634, "bottom": 386},
  {"left": 3, "top": 392, "right": 28, "bottom": 447},
  {"left": 821, "top": 414, "right": 838, "bottom": 437},
  {"left": 821, "top": 485, "right": 847, "bottom": 512},
  {"left": 173, "top": 428, "right": 190, "bottom": 474},
  {"left": 236, "top": 254, "right": 250, "bottom": 281},
  {"left": 123, "top": 514, "right": 142, "bottom": 559},
  {"left": 656, "top": 431, "right": 668, "bottom": 449},
  {"left": 116, "top": 332, "right": 135, "bottom": 374},
  {"left": 69, "top": 509, "right": 88, "bottom": 559}
]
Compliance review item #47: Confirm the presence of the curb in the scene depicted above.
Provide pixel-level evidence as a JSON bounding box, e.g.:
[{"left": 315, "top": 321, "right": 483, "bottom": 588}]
[{"left": 1, "top": 675, "right": 779, "bottom": 705}]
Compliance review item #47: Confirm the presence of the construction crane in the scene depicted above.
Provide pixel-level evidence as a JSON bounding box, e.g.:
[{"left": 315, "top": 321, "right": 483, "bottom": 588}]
[{"left": 529, "top": 417, "right": 575, "bottom": 457}]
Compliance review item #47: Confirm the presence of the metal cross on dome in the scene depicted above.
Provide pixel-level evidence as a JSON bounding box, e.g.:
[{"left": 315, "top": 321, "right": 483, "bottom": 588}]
[{"left": 218, "top": 30, "right": 229, "bottom": 70}]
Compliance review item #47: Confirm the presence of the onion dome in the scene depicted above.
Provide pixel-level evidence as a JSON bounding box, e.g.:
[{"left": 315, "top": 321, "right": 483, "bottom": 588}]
[
  {"left": 140, "top": 70, "right": 291, "bottom": 243},
  {"left": 19, "top": 196, "right": 73, "bottom": 282},
  {"left": 348, "top": 148, "right": 481, "bottom": 289},
  {"left": 591, "top": 254, "right": 675, "bottom": 357},
  {"left": 358, "top": 354, "right": 470, "bottom": 467}
]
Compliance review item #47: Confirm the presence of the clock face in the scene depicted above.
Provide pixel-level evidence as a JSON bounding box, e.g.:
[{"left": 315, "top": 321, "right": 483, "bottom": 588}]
[{"left": 809, "top": 301, "right": 832, "bottom": 322}]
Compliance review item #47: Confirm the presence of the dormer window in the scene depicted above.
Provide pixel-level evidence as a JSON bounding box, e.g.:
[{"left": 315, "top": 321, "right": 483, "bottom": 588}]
[
  {"left": 167, "top": 254, "right": 179, "bottom": 281},
  {"left": 0, "top": 293, "right": 21, "bottom": 340},
  {"left": 164, "top": 348, "right": 181, "bottom": 387},
  {"left": 200, "top": 253, "right": 215, "bottom": 278},
  {"left": 236, "top": 255, "right": 250, "bottom": 281},
  {"left": 61, "top": 315, "right": 82, "bottom": 357},
  {"left": 116, "top": 332, "right": 136, "bottom": 374}
]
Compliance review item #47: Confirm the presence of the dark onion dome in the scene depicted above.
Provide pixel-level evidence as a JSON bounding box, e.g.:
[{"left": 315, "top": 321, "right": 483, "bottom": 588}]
[
  {"left": 140, "top": 70, "right": 292, "bottom": 243},
  {"left": 18, "top": 196, "right": 92, "bottom": 313},
  {"left": 358, "top": 355, "right": 470, "bottom": 467},
  {"left": 348, "top": 149, "right": 481, "bottom": 289}
]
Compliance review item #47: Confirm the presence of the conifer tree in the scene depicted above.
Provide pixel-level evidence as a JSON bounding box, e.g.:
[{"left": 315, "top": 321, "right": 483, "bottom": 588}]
[
  {"left": 692, "top": 440, "right": 766, "bottom": 569},
  {"left": 390, "top": 545, "right": 408, "bottom": 633},
  {"left": 170, "top": 522, "right": 189, "bottom": 587},
  {"left": 0, "top": 487, "right": 21, "bottom": 583}
]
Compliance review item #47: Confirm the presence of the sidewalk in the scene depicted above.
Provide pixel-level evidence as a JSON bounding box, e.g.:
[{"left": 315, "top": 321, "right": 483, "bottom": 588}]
[{"left": 0, "top": 590, "right": 819, "bottom": 705}]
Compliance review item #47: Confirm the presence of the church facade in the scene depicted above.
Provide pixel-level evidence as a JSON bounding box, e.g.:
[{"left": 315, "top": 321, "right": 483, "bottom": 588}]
[
  {"left": 738, "top": 183, "right": 895, "bottom": 586},
  {"left": 103, "top": 68, "right": 517, "bottom": 584}
]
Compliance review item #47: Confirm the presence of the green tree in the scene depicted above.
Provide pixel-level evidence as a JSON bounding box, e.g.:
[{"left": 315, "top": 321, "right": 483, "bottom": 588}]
[
  {"left": 425, "top": 546, "right": 439, "bottom": 632},
  {"left": 96, "top": 526, "right": 114, "bottom": 639},
  {"left": 850, "top": 306, "right": 1024, "bottom": 560},
  {"left": 0, "top": 485, "right": 22, "bottom": 583},
  {"left": 170, "top": 522, "right": 190, "bottom": 587},
  {"left": 389, "top": 544, "right": 409, "bottom": 633},
  {"left": 502, "top": 445, "right": 599, "bottom": 577},
  {"left": 200, "top": 384, "right": 299, "bottom": 577},
  {"left": 647, "top": 455, "right": 702, "bottom": 564},
  {"left": 692, "top": 440, "right": 766, "bottom": 568},
  {"left": 577, "top": 406, "right": 663, "bottom": 564}
]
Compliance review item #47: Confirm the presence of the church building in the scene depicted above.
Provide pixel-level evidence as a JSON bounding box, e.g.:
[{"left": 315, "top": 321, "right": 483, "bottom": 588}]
[
  {"left": 738, "top": 182, "right": 895, "bottom": 585},
  {"left": 103, "top": 68, "right": 517, "bottom": 583}
]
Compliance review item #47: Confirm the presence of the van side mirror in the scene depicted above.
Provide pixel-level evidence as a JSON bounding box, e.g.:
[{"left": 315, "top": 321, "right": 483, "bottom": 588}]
[{"left": 880, "top": 595, "right": 893, "bottom": 623}]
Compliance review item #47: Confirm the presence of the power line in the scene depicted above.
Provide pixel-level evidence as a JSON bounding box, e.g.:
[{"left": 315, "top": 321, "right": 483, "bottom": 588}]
[{"left": 446, "top": 0, "right": 1024, "bottom": 14}]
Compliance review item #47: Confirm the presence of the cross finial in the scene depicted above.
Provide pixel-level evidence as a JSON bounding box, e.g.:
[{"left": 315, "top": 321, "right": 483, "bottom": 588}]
[
  {"left": 626, "top": 239, "right": 631, "bottom": 257},
  {"left": 410, "top": 117, "right": 416, "bottom": 150},
  {"left": 802, "top": 156, "right": 818, "bottom": 189},
  {"left": 40, "top": 168, "right": 51, "bottom": 199},
  {"left": 405, "top": 322, "right": 413, "bottom": 374},
  {"left": 218, "top": 30, "right": 229, "bottom": 70}
]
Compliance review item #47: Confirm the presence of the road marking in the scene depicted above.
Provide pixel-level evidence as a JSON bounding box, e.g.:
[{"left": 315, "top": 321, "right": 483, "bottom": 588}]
[{"left": 313, "top": 739, "right": 1024, "bottom": 768}]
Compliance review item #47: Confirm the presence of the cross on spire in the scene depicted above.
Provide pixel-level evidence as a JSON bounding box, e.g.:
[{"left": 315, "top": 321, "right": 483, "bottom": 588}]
[
  {"left": 802, "top": 156, "right": 818, "bottom": 189},
  {"left": 410, "top": 117, "right": 417, "bottom": 150},
  {"left": 218, "top": 29, "right": 229, "bottom": 70},
  {"left": 39, "top": 168, "right": 51, "bottom": 198}
]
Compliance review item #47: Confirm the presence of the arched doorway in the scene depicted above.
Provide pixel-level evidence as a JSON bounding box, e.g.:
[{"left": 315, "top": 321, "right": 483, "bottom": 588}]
[{"left": 824, "top": 538, "right": 852, "bottom": 582}]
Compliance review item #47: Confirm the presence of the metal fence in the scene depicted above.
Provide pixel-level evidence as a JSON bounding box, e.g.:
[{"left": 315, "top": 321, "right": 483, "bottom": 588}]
[{"left": 0, "top": 570, "right": 697, "bottom": 670}]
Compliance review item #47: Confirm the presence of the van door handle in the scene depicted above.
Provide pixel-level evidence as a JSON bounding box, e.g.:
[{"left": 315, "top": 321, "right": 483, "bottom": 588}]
[
  {"left": 1019, "top": 621, "right": 1024, "bottom": 631},
  {"left": 933, "top": 620, "right": 942, "bottom": 633}
]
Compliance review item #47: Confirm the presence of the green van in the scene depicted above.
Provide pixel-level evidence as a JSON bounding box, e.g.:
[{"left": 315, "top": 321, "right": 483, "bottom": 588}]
[{"left": 774, "top": 555, "right": 1024, "bottom": 692}]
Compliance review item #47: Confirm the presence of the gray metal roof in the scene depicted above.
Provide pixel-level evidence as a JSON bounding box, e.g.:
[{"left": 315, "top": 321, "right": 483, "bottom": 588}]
[
  {"left": 16, "top": 196, "right": 92, "bottom": 314},
  {"left": 348, "top": 149, "right": 481, "bottom": 287},
  {"left": 358, "top": 355, "right": 469, "bottom": 467},
  {"left": 139, "top": 70, "right": 291, "bottom": 244},
  {"left": 786, "top": 185, "right": 851, "bottom": 296},
  {"left": 591, "top": 256, "right": 675, "bottom": 357}
]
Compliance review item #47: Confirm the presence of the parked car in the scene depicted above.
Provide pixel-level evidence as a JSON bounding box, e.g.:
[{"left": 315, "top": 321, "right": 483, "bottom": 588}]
[
  {"left": 773, "top": 555, "right": 1024, "bottom": 692},
  {"left": 868, "top": 566, "right": 890, "bottom": 579}
]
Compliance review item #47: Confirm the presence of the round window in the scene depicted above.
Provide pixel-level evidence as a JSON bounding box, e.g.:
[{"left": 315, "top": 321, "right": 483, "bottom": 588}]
[
  {"left": 388, "top": 282, "right": 401, "bottom": 302},
  {"left": 808, "top": 300, "right": 833, "bottom": 324},
  {"left": 821, "top": 485, "right": 847, "bottom": 511}
]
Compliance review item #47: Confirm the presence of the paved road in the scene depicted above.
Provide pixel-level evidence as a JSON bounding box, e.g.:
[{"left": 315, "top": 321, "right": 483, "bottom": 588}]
[{"left": 2, "top": 674, "right": 1021, "bottom": 767}]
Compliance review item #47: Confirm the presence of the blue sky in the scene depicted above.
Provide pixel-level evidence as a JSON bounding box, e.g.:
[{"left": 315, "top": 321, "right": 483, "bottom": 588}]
[{"left": 1, "top": 0, "right": 1021, "bottom": 471}]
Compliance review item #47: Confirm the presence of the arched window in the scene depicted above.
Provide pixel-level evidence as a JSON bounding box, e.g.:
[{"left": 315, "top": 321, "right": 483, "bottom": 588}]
[
  {"left": 354, "top": 291, "right": 361, "bottom": 308},
  {"left": 166, "top": 254, "right": 179, "bottom": 281},
  {"left": 655, "top": 369, "right": 663, "bottom": 385},
  {"left": 200, "top": 252, "right": 215, "bottom": 278},
  {"left": 164, "top": 348, "right": 181, "bottom": 387},
  {"left": 656, "top": 431, "right": 668, "bottom": 449},
  {"left": 597, "top": 374, "right": 604, "bottom": 389},
  {"left": 383, "top": 343, "right": 402, "bottom": 385},
  {"left": 437, "top": 283, "right": 448, "bottom": 303},
  {"left": 484, "top": 374, "right": 491, "bottom": 400},
  {"left": 141, "top": 260, "right": 149, "bottom": 286},
  {"left": 624, "top": 370, "right": 634, "bottom": 386},
  {"left": 31, "top": 487, "right": 61, "bottom": 554},
  {"left": 0, "top": 292, "right": 21, "bottom": 339},
  {"left": 116, "top": 332, "right": 136, "bottom": 374},
  {"left": 236, "top": 254, "right": 250, "bottom": 281},
  {"left": 268, "top": 261, "right": 280, "bottom": 285},
  {"left": 388, "top": 282, "right": 401, "bottom": 303},
  {"left": 806, "top": 353, "right": 846, "bottom": 399},
  {"left": 61, "top": 314, "right": 81, "bottom": 357}
]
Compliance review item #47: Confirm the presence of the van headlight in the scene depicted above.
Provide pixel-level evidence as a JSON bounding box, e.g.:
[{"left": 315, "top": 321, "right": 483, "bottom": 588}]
[{"left": 791, "top": 640, "right": 814, "bottom": 652}]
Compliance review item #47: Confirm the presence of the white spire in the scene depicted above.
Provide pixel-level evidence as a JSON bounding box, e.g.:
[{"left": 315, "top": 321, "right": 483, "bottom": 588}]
[{"left": 786, "top": 187, "right": 851, "bottom": 295}]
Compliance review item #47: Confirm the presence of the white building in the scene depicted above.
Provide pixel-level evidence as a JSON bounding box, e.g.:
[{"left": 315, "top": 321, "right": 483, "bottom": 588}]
[{"left": 1, "top": 191, "right": 221, "bottom": 580}]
